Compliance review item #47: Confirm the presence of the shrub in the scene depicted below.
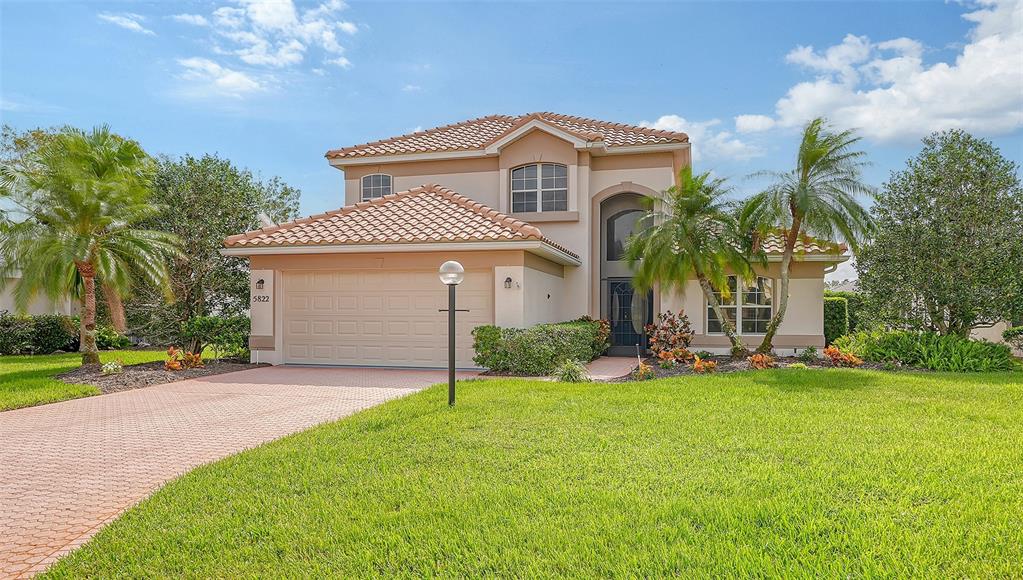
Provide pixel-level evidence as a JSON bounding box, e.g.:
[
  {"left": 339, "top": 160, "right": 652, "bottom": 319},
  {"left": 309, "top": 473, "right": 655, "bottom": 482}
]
[
  {"left": 1003, "top": 326, "right": 1023, "bottom": 352},
  {"left": 798, "top": 346, "right": 818, "bottom": 363},
  {"left": 165, "top": 346, "right": 183, "bottom": 371},
  {"left": 0, "top": 311, "right": 37, "bottom": 355},
  {"left": 833, "top": 330, "right": 1013, "bottom": 372},
  {"left": 633, "top": 361, "right": 655, "bottom": 381},
  {"left": 30, "top": 314, "right": 79, "bottom": 353},
  {"left": 656, "top": 347, "right": 693, "bottom": 365},
  {"left": 748, "top": 353, "right": 775, "bottom": 369},
  {"left": 823, "top": 345, "right": 863, "bottom": 367},
  {"left": 96, "top": 325, "right": 131, "bottom": 350},
  {"left": 645, "top": 311, "right": 694, "bottom": 358},
  {"left": 692, "top": 356, "right": 717, "bottom": 373},
  {"left": 182, "top": 351, "right": 204, "bottom": 369},
  {"left": 787, "top": 362, "right": 809, "bottom": 370},
  {"left": 693, "top": 350, "right": 713, "bottom": 359},
  {"left": 181, "top": 316, "right": 250, "bottom": 359},
  {"left": 553, "top": 359, "right": 589, "bottom": 383},
  {"left": 101, "top": 360, "right": 124, "bottom": 375},
  {"left": 824, "top": 290, "right": 866, "bottom": 332},
  {"left": 824, "top": 297, "right": 849, "bottom": 345},
  {"left": 472, "top": 318, "right": 610, "bottom": 375},
  {"left": 658, "top": 359, "right": 676, "bottom": 370}
]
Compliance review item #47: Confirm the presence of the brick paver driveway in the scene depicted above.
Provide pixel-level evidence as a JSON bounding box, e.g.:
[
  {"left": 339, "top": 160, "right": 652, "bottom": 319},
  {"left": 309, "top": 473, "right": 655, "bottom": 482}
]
[{"left": 0, "top": 365, "right": 474, "bottom": 578}]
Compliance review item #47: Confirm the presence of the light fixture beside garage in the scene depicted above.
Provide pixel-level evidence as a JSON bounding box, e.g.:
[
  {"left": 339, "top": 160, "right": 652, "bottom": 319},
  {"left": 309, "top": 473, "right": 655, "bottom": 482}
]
[
  {"left": 438, "top": 261, "right": 468, "bottom": 406},
  {"left": 504, "top": 276, "right": 513, "bottom": 289}
]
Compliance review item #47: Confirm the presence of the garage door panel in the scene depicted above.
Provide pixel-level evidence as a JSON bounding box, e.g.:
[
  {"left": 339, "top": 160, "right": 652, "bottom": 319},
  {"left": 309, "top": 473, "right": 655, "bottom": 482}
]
[{"left": 284, "top": 268, "right": 492, "bottom": 367}]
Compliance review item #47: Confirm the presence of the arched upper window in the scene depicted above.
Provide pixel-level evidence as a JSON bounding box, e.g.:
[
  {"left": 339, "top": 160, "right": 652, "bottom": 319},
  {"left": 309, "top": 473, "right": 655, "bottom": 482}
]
[
  {"left": 361, "top": 174, "right": 392, "bottom": 200},
  {"left": 511, "top": 163, "right": 567, "bottom": 213},
  {"left": 605, "top": 208, "right": 644, "bottom": 261}
]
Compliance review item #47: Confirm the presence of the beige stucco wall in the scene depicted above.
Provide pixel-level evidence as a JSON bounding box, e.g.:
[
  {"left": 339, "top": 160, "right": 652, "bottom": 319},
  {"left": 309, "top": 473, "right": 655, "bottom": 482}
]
[
  {"left": 972, "top": 321, "right": 1023, "bottom": 356},
  {"left": 1, "top": 278, "right": 75, "bottom": 316}
]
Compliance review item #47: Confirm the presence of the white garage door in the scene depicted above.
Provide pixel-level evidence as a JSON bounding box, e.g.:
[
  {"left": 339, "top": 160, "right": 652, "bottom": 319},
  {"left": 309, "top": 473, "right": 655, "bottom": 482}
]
[{"left": 283, "top": 269, "right": 493, "bottom": 368}]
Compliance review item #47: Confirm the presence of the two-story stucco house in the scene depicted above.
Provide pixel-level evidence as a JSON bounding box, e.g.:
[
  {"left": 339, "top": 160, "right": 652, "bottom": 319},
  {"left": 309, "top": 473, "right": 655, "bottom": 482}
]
[{"left": 223, "top": 113, "right": 848, "bottom": 368}]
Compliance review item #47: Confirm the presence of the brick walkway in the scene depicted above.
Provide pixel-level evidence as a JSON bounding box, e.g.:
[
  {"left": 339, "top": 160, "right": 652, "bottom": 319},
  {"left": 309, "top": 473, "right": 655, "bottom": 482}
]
[{"left": 0, "top": 366, "right": 473, "bottom": 578}]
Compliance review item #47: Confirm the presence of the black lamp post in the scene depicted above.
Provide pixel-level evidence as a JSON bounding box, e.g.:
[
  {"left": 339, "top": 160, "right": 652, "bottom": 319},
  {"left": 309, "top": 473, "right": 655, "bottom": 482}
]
[{"left": 438, "top": 260, "right": 466, "bottom": 406}]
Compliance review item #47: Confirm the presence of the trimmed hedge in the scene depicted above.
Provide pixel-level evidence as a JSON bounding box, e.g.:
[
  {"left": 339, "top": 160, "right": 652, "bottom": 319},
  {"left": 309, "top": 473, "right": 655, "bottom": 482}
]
[
  {"left": 472, "top": 317, "right": 610, "bottom": 375},
  {"left": 0, "top": 311, "right": 79, "bottom": 355},
  {"left": 181, "top": 315, "right": 250, "bottom": 357},
  {"left": 824, "top": 290, "right": 866, "bottom": 332},
  {"left": 823, "top": 297, "right": 849, "bottom": 346},
  {"left": 833, "top": 329, "right": 1014, "bottom": 372}
]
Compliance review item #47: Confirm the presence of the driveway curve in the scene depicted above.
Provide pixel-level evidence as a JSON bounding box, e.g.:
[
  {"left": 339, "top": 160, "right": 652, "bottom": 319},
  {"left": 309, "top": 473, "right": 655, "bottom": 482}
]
[{"left": 0, "top": 365, "right": 473, "bottom": 578}]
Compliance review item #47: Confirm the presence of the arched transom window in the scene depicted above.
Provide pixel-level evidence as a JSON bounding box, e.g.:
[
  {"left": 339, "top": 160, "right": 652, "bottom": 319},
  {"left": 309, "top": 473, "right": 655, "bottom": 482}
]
[
  {"left": 511, "top": 163, "right": 567, "bottom": 213},
  {"left": 361, "top": 174, "right": 392, "bottom": 200}
]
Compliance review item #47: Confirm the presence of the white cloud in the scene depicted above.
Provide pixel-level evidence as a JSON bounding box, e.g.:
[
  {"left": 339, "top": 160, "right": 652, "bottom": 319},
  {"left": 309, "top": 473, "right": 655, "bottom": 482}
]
[
  {"left": 171, "top": 13, "right": 209, "bottom": 26},
  {"left": 98, "top": 12, "right": 155, "bottom": 35},
  {"left": 200, "top": 0, "right": 354, "bottom": 69},
  {"left": 734, "top": 114, "right": 776, "bottom": 133},
  {"left": 742, "top": 0, "right": 1023, "bottom": 143},
  {"left": 326, "top": 56, "right": 352, "bottom": 69},
  {"left": 401, "top": 84, "right": 422, "bottom": 92},
  {"left": 640, "top": 115, "right": 763, "bottom": 164},
  {"left": 177, "top": 57, "right": 264, "bottom": 98}
]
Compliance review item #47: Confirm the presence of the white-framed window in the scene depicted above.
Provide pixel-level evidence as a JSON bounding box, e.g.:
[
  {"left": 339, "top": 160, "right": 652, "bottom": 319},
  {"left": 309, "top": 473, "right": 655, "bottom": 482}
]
[
  {"left": 361, "top": 174, "right": 392, "bottom": 200},
  {"left": 511, "top": 163, "right": 567, "bottom": 213},
  {"left": 707, "top": 276, "right": 774, "bottom": 334}
]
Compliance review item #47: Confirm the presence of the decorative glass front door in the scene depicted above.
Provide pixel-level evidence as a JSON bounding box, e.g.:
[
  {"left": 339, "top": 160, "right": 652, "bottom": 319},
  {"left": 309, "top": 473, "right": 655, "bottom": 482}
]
[{"left": 607, "top": 278, "right": 652, "bottom": 356}]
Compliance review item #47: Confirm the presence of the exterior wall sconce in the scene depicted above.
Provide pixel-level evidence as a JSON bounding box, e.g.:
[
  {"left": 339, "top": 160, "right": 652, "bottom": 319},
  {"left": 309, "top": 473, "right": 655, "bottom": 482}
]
[
  {"left": 255, "top": 279, "right": 265, "bottom": 290},
  {"left": 504, "top": 277, "right": 513, "bottom": 289}
]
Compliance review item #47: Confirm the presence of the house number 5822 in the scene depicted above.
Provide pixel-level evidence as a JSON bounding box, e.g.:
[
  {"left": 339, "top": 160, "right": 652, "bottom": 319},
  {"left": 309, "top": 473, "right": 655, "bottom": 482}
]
[{"left": 252, "top": 295, "right": 270, "bottom": 303}]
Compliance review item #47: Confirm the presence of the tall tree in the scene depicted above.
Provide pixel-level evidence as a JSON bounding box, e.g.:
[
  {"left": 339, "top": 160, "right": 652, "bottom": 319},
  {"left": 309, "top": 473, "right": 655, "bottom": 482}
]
[
  {"left": 857, "top": 130, "right": 1023, "bottom": 336},
  {"left": 0, "top": 126, "right": 180, "bottom": 364},
  {"left": 740, "top": 118, "right": 874, "bottom": 353},
  {"left": 126, "top": 154, "right": 300, "bottom": 344},
  {"left": 626, "top": 168, "right": 756, "bottom": 355}
]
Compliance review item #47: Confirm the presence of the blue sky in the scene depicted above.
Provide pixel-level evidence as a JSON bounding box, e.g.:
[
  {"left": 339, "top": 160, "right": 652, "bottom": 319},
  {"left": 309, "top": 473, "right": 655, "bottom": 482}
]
[{"left": 2, "top": 0, "right": 1021, "bottom": 278}]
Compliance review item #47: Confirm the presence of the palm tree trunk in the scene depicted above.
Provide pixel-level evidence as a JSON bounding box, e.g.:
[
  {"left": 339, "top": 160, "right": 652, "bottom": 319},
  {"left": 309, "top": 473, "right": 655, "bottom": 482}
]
[
  {"left": 103, "top": 283, "right": 127, "bottom": 333},
  {"left": 75, "top": 261, "right": 101, "bottom": 365},
  {"left": 697, "top": 274, "right": 745, "bottom": 355},
  {"left": 757, "top": 221, "right": 801, "bottom": 353}
]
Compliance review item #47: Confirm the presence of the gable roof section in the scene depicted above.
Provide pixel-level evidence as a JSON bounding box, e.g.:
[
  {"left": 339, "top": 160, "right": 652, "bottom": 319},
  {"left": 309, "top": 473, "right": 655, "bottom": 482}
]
[
  {"left": 222, "top": 184, "right": 579, "bottom": 260},
  {"left": 325, "top": 112, "right": 688, "bottom": 160}
]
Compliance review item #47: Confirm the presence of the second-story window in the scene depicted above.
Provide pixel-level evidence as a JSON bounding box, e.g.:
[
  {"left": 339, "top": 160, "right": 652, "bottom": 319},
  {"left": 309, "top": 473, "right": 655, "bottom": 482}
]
[
  {"left": 361, "top": 174, "right": 392, "bottom": 200},
  {"left": 511, "top": 163, "right": 567, "bottom": 213}
]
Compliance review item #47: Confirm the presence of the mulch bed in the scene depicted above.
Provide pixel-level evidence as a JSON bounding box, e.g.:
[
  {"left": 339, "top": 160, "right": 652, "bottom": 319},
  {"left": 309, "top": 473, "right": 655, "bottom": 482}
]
[
  {"left": 58, "top": 360, "right": 269, "bottom": 394},
  {"left": 616, "top": 355, "right": 896, "bottom": 381}
]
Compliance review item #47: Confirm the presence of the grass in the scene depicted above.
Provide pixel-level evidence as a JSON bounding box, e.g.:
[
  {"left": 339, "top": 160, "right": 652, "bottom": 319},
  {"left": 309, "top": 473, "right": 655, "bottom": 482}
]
[
  {"left": 46, "top": 369, "right": 1023, "bottom": 577},
  {"left": 0, "top": 350, "right": 166, "bottom": 411}
]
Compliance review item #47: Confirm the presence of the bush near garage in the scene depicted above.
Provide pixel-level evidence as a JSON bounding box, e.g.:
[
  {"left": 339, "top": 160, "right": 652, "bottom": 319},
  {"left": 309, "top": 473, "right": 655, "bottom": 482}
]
[
  {"left": 833, "top": 329, "right": 1014, "bottom": 372},
  {"left": 180, "top": 315, "right": 250, "bottom": 359},
  {"left": 1003, "top": 326, "right": 1023, "bottom": 353},
  {"left": 472, "top": 317, "right": 610, "bottom": 375},
  {"left": 824, "top": 297, "right": 849, "bottom": 345}
]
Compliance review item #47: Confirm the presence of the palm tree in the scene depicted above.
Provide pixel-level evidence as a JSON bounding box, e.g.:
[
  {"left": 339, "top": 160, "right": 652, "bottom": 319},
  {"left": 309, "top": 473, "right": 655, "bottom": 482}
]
[
  {"left": 740, "top": 117, "right": 874, "bottom": 353},
  {"left": 0, "top": 125, "right": 179, "bottom": 364},
  {"left": 625, "top": 168, "right": 757, "bottom": 355}
]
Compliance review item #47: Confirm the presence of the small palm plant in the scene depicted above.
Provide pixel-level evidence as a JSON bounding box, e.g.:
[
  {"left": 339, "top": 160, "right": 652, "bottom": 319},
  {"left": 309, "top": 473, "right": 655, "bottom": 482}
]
[
  {"left": 0, "top": 125, "right": 180, "bottom": 364},
  {"left": 625, "top": 168, "right": 756, "bottom": 355},
  {"left": 740, "top": 117, "right": 874, "bottom": 353}
]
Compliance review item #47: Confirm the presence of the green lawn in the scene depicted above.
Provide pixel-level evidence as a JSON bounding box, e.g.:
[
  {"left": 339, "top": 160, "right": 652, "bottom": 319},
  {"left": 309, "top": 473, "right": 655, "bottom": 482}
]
[
  {"left": 0, "top": 350, "right": 166, "bottom": 411},
  {"left": 46, "top": 369, "right": 1022, "bottom": 577}
]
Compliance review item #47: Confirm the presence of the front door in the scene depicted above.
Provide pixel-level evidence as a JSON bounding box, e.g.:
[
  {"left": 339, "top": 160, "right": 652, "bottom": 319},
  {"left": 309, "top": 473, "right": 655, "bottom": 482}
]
[{"left": 607, "top": 278, "right": 652, "bottom": 356}]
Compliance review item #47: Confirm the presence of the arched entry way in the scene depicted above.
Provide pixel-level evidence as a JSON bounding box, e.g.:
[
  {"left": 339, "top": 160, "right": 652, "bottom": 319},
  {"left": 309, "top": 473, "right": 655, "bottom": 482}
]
[{"left": 599, "top": 192, "right": 653, "bottom": 355}]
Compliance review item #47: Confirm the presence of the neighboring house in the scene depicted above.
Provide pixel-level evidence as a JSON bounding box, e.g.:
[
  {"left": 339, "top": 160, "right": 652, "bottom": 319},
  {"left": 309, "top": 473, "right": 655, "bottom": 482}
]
[
  {"left": 972, "top": 320, "right": 1023, "bottom": 357},
  {"left": 1, "top": 266, "right": 75, "bottom": 316},
  {"left": 223, "top": 112, "right": 848, "bottom": 367}
]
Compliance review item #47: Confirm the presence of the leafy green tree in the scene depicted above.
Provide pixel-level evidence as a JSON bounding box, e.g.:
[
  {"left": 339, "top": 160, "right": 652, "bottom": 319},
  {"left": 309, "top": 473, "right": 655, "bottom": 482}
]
[
  {"left": 857, "top": 130, "right": 1023, "bottom": 336},
  {"left": 626, "top": 168, "right": 756, "bottom": 355},
  {"left": 126, "top": 154, "right": 300, "bottom": 344},
  {"left": 0, "top": 126, "right": 180, "bottom": 364},
  {"left": 740, "top": 118, "right": 874, "bottom": 353}
]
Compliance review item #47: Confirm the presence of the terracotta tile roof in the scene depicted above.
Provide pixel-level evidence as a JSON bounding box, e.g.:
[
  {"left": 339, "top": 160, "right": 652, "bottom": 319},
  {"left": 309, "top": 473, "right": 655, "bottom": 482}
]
[
  {"left": 325, "top": 112, "right": 688, "bottom": 159},
  {"left": 759, "top": 231, "right": 847, "bottom": 255},
  {"left": 223, "top": 184, "right": 579, "bottom": 258}
]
